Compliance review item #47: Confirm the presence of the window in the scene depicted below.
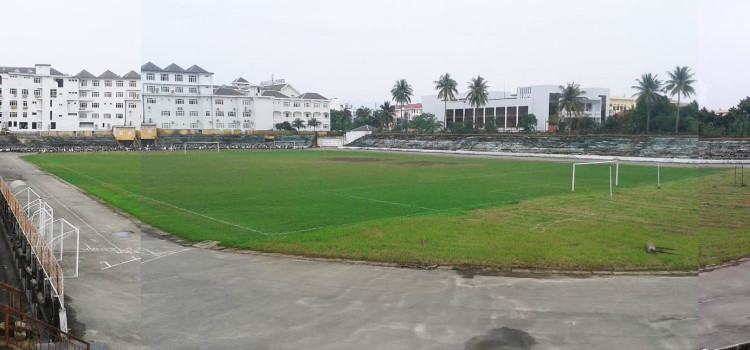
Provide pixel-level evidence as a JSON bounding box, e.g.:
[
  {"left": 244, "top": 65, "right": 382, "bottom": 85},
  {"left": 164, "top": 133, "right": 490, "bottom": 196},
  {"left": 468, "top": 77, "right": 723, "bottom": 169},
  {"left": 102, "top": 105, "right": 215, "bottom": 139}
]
[
  {"left": 146, "top": 98, "right": 156, "bottom": 104},
  {"left": 283, "top": 101, "right": 290, "bottom": 107},
  {"left": 92, "top": 113, "right": 99, "bottom": 119},
  {"left": 10, "top": 88, "right": 17, "bottom": 95},
  {"left": 205, "top": 111, "right": 210, "bottom": 116},
  {"left": 92, "top": 103, "right": 99, "bottom": 108},
  {"left": 81, "top": 80, "right": 88, "bottom": 87},
  {"left": 189, "top": 111, "right": 198, "bottom": 117},
  {"left": 146, "top": 86, "right": 156, "bottom": 93},
  {"left": 176, "top": 110, "right": 184, "bottom": 116},
  {"left": 34, "top": 89, "right": 41, "bottom": 97},
  {"left": 175, "top": 75, "right": 183, "bottom": 82},
  {"left": 129, "top": 92, "right": 138, "bottom": 99},
  {"left": 116, "top": 92, "right": 124, "bottom": 98},
  {"left": 323, "top": 103, "right": 329, "bottom": 108},
  {"left": 305, "top": 102, "right": 310, "bottom": 107},
  {"left": 104, "top": 113, "right": 112, "bottom": 119},
  {"left": 21, "top": 89, "right": 28, "bottom": 96},
  {"left": 585, "top": 103, "right": 592, "bottom": 112},
  {"left": 50, "top": 89, "right": 57, "bottom": 98},
  {"left": 50, "top": 122, "right": 56, "bottom": 129},
  {"left": 80, "top": 91, "right": 87, "bottom": 97},
  {"left": 33, "top": 77, "right": 41, "bottom": 84},
  {"left": 129, "top": 81, "right": 136, "bottom": 87},
  {"left": 161, "top": 86, "right": 169, "bottom": 93},
  {"left": 176, "top": 99, "right": 184, "bottom": 105},
  {"left": 189, "top": 99, "right": 198, "bottom": 104},
  {"left": 228, "top": 111, "right": 236, "bottom": 117},
  {"left": 314, "top": 103, "right": 320, "bottom": 108},
  {"left": 189, "top": 87, "right": 198, "bottom": 94},
  {"left": 128, "top": 103, "right": 136, "bottom": 108},
  {"left": 93, "top": 80, "right": 100, "bottom": 87},
  {"left": 190, "top": 122, "right": 198, "bottom": 128},
  {"left": 161, "top": 123, "right": 170, "bottom": 129},
  {"left": 116, "top": 80, "right": 123, "bottom": 87},
  {"left": 10, "top": 100, "right": 17, "bottom": 107},
  {"left": 146, "top": 73, "right": 154, "bottom": 80},
  {"left": 243, "top": 111, "right": 251, "bottom": 117},
  {"left": 105, "top": 80, "right": 112, "bottom": 87},
  {"left": 116, "top": 103, "right": 124, "bottom": 108},
  {"left": 161, "top": 74, "right": 169, "bottom": 81},
  {"left": 104, "top": 92, "right": 112, "bottom": 97},
  {"left": 92, "top": 92, "right": 100, "bottom": 97},
  {"left": 175, "top": 87, "right": 183, "bottom": 93},
  {"left": 161, "top": 111, "right": 171, "bottom": 116},
  {"left": 293, "top": 101, "right": 300, "bottom": 107},
  {"left": 243, "top": 100, "right": 251, "bottom": 105},
  {"left": 22, "top": 101, "right": 28, "bottom": 107},
  {"left": 10, "top": 112, "right": 17, "bottom": 118},
  {"left": 215, "top": 99, "right": 223, "bottom": 105},
  {"left": 116, "top": 114, "right": 123, "bottom": 119},
  {"left": 189, "top": 75, "right": 197, "bottom": 82},
  {"left": 80, "top": 102, "right": 88, "bottom": 108}
]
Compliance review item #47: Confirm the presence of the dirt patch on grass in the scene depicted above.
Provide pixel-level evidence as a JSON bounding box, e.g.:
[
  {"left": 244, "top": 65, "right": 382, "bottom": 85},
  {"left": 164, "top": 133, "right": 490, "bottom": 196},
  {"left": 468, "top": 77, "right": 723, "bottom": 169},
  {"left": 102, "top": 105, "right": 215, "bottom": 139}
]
[
  {"left": 393, "top": 161, "right": 478, "bottom": 167},
  {"left": 324, "top": 157, "right": 388, "bottom": 163}
]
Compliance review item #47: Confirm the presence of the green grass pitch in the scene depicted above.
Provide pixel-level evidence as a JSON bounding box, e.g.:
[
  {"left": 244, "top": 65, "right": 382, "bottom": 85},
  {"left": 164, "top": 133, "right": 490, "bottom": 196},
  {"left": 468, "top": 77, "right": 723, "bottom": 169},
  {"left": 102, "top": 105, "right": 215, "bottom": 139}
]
[{"left": 25, "top": 150, "right": 740, "bottom": 271}]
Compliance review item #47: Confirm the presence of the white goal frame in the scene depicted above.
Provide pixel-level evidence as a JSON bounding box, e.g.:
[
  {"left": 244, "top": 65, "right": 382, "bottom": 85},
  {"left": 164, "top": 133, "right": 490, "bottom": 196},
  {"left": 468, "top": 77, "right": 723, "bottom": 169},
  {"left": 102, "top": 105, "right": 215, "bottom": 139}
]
[
  {"left": 572, "top": 160, "right": 619, "bottom": 192},
  {"left": 184, "top": 142, "right": 220, "bottom": 154}
]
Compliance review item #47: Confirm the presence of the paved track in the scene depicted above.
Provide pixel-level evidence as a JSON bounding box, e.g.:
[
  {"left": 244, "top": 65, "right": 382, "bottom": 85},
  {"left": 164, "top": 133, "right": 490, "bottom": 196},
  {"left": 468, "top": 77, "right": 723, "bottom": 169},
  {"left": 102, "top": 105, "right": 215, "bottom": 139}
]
[{"left": 700, "top": 261, "right": 750, "bottom": 349}]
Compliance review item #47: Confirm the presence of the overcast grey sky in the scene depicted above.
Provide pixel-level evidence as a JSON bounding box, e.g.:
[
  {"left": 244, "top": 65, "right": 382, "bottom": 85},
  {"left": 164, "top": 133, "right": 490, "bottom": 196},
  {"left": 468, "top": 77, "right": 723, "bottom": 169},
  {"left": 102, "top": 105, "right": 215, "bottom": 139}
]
[
  {"left": 4, "top": 0, "right": 140, "bottom": 77},
  {"left": 6, "top": 1, "right": 748, "bottom": 110}
]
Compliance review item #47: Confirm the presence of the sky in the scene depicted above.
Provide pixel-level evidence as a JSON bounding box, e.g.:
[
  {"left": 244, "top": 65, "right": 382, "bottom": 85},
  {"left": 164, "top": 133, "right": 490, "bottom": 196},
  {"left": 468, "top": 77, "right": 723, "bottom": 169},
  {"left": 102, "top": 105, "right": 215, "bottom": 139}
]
[{"left": 5, "top": 1, "right": 748, "bottom": 110}]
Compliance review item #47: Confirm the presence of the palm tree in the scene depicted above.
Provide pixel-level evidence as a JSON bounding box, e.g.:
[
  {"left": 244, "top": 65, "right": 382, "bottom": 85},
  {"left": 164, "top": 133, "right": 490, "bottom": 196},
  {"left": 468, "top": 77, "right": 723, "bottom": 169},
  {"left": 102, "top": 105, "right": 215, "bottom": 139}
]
[
  {"left": 292, "top": 118, "right": 305, "bottom": 131},
  {"left": 632, "top": 73, "right": 663, "bottom": 134},
  {"left": 377, "top": 101, "right": 395, "bottom": 130},
  {"left": 558, "top": 82, "right": 586, "bottom": 131},
  {"left": 307, "top": 118, "right": 321, "bottom": 132},
  {"left": 434, "top": 73, "right": 458, "bottom": 125},
  {"left": 466, "top": 76, "right": 489, "bottom": 128},
  {"left": 665, "top": 66, "right": 696, "bottom": 133},
  {"left": 391, "top": 79, "right": 413, "bottom": 131}
]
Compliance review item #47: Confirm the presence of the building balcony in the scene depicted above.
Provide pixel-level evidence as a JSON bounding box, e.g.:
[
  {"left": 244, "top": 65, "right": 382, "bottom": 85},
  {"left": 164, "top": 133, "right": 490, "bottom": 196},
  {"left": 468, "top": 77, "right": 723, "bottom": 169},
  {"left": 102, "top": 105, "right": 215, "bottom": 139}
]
[{"left": 10, "top": 106, "right": 17, "bottom": 110}]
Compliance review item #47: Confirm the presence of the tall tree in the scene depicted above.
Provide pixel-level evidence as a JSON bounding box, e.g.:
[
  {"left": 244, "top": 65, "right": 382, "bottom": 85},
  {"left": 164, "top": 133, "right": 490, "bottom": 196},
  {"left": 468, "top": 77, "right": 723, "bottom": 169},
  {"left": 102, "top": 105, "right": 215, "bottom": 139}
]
[
  {"left": 434, "top": 73, "right": 458, "bottom": 126},
  {"left": 632, "top": 73, "right": 663, "bottom": 134},
  {"left": 292, "top": 118, "right": 305, "bottom": 131},
  {"left": 307, "top": 118, "right": 321, "bottom": 132},
  {"left": 558, "top": 82, "right": 586, "bottom": 131},
  {"left": 665, "top": 66, "right": 696, "bottom": 133},
  {"left": 391, "top": 79, "right": 413, "bottom": 131},
  {"left": 466, "top": 75, "right": 489, "bottom": 128},
  {"left": 377, "top": 101, "right": 395, "bottom": 130}
]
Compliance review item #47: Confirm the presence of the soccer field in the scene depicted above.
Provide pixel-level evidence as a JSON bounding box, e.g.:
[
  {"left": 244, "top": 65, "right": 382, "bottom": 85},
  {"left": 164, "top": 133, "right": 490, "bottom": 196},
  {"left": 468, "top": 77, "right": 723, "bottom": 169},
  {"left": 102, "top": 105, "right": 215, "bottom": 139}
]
[{"left": 24, "top": 150, "right": 731, "bottom": 270}]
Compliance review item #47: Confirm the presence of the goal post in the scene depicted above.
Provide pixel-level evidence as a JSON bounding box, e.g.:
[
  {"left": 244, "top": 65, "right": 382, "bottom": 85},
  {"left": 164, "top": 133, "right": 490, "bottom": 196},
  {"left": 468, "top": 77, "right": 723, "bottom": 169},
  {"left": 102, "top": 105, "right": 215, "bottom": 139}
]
[
  {"left": 183, "top": 142, "right": 220, "bottom": 154},
  {"left": 572, "top": 160, "right": 619, "bottom": 192}
]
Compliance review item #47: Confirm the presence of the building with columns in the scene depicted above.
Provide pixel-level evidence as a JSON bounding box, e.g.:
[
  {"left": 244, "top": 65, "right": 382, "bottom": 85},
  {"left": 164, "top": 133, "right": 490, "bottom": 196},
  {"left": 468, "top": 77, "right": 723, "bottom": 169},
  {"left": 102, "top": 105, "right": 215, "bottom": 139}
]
[{"left": 422, "top": 85, "right": 610, "bottom": 131}]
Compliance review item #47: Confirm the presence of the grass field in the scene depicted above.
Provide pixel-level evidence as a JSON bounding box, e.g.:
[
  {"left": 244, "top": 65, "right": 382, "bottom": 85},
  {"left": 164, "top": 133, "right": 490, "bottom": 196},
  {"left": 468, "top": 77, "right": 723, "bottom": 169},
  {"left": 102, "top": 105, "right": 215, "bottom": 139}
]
[{"left": 24, "top": 150, "right": 741, "bottom": 271}]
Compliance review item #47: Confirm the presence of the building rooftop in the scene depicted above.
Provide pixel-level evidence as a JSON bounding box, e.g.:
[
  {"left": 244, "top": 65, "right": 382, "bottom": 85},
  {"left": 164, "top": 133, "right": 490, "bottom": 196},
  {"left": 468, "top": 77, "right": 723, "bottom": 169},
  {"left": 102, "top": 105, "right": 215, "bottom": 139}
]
[
  {"left": 214, "top": 87, "right": 246, "bottom": 96},
  {"left": 163, "top": 63, "right": 186, "bottom": 73},
  {"left": 0, "top": 66, "right": 65, "bottom": 76},
  {"left": 141, "top": 62, "right": 162, "bottom": 72},
  {"left": 233, "top": 77, "right": 249, "bottom": 83},
  {"left": 261, "top": 90, "right": 289, "bottom": 98},
  {"left": 122, "top": 70, "right": 141, "bottom": 79},
  {"left": 73, "top": 70, "right": 97, "bottom": 79},
  {"left": 298, "top": 92, "right": 328, "bottom": 100},
  {"left": 185, "top": 64, "right": 209, "bottom": 73},
  {"left": 98, "top": 70, "right": 121, "bottom": 79}
]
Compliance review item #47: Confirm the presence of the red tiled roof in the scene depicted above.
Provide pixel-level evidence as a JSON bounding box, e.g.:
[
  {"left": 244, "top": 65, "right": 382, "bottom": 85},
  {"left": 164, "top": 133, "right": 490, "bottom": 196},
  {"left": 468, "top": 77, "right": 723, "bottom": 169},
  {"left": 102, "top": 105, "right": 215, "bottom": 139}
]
[{"left": 394, "top": 103, "right": 422, "bottom": 110}]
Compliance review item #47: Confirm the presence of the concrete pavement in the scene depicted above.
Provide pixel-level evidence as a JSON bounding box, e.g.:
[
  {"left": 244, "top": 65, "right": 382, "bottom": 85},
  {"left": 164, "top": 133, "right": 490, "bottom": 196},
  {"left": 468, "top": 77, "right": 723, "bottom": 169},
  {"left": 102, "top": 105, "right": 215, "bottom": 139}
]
[{"left": 700, "top": 261, "right": 750, "bottom": 349}]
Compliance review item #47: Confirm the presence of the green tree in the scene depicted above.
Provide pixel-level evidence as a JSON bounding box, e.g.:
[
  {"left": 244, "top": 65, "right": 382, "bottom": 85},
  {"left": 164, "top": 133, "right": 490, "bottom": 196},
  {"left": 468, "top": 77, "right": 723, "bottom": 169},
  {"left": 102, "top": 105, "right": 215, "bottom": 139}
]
[
  {"left": 353, "top": 106, "right": 376, "bottom": 128},
  {"left": 558, "top": 82, "right": 586, "bottom": 131},
  {"left": 409, "top": 113, "right": 443, "bottom": 133},
  {"left": 376, "top": 101, "right": 395, "bottom": 131},
  {"left": 330, "top": 108, "right": 352, "bottom": 131},
  {"left": 307, "top": 118, "right": 321, "bottom": 132},
  {"left": 391, "top": 79, "right": 413, "bottom": 131},
  {"left": 275, "top": 121, "right": 293, "bottom": 131},
  {"left": 632, "top": 73, "right": 663, "bottom": 134},
  {"left": 485, "top": 115, "right": 497, "bottom": 133},
  {"left": 466, "top": 75, "right": 489, "bottom": 129},
  {"left": 291, "top": 118, "right": 305, "bottom": 131},
  {"left": 665, "top": 66, "right": 696, "bottom": 133},
  {"left": 518, "top": 113, "right": 538, "bottom": 133},
  {"left": 434, "top": 73, "right": 458, "bottom": 124}
]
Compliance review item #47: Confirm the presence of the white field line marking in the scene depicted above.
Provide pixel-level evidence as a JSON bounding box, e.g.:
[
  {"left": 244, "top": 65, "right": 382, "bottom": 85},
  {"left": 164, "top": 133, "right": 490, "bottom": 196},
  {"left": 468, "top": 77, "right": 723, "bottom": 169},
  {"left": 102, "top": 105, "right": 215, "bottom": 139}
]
[
  {"left": 141, "top": 248, "right": 192, "bottom": 264},
  {"left": 41, "top": 160, "right": 271, "bottom": 236},
  {"left": 320, "top": 190, "right": 438, "bottom": 212},
  {"left": 28, "top": 163, "right": 125, "bottom": 252},
  {"left": 101, "top": 255, "right": 140, "bottom": 270}
]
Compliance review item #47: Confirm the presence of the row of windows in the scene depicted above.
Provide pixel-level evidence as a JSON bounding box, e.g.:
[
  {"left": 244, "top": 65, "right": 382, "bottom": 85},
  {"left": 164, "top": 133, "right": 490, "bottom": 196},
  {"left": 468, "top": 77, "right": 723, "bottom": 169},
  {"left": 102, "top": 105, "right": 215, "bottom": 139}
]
[
  {"left": 145, "top": 97, "right": 251, "bottom": 106},
  {"left": 282, "top": 112, "right": 329, "bottom": 119},
  {"left": 79, "top": 102, "right": 137, "bottom": 109},
  {"left": 161, "top": 121, "right": 253, "bottom": 129},
  {"left": 282, "top": 101, "right": 328, "bottom": 108},
  {"left": 1, "top": 88, "right": 57, "bottom": 97},
  {"left": 146, "top": 85, "right": 202, "bottom": 94},
  {"left": 80, "top": 80, "right": 137, "bottom": 88},
  {"left": 78, "top": 113, "right": 124, "bottom": 119},
  {"left": 145, "top": 73, "right": 199, "bottom": 83},
  {"left": 159, "top": 111, "right": 252, "bottom": 117}
]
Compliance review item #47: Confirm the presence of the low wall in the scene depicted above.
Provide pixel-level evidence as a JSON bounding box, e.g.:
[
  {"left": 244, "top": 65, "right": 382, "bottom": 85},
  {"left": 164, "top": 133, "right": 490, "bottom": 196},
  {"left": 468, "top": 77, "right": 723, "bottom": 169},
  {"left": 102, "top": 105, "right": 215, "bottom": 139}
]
[
  {"left": 347, "top": 134, "right": 701, "bottom": 159},
  {"left": 318, "top": 136, "right": 344, "bottom": 148}
]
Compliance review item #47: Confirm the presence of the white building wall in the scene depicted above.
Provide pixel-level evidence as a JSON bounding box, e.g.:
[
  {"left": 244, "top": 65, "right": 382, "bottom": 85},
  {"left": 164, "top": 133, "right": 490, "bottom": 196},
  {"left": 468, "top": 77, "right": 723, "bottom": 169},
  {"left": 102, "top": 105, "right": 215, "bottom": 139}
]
[
  {"left": 0, "top": 65, "right": 77, "bottom": 132},
  {"left": 142, "top": 69, "right": 215, "bottom": 129}
]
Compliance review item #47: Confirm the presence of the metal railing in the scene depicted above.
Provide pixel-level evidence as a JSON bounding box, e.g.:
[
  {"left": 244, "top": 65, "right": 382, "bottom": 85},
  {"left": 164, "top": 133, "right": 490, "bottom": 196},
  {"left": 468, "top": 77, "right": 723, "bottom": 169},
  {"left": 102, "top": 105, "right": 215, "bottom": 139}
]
[
  {"left": 0, "top": 282, "right": 22, "bottom": 313},
  {"left": 2, "top": 304, "right": 89, "bottom": 350}
]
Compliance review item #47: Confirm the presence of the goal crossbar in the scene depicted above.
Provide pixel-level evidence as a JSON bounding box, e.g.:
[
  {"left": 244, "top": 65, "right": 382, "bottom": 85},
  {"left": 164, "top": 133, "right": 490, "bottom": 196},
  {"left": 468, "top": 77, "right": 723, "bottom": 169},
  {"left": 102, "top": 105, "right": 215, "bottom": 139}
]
[
  {"left": 572, "top": 160, "right": 619, "bottom": 192},
  {"left": 183, "top": 142, "right": 220, "bottom": 154}
]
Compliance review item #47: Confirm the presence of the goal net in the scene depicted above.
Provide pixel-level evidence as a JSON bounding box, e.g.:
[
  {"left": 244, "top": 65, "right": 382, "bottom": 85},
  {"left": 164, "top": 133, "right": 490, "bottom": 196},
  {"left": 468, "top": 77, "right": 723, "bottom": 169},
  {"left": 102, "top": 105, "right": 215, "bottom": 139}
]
[
  {"left": 183, "top": 142, "right": 220, "bottom": 154},
  {"left": 571, "top": 160, "right": 619, "bottom": 194}
]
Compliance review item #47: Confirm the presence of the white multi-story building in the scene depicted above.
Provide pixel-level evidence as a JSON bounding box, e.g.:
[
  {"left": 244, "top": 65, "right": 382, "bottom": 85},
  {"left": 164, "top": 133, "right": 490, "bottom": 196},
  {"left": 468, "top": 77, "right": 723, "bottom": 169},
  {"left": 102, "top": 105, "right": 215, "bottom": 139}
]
[
  {"left": 0, "top": 64, "right": 142, "bottom": 132},
  {"left": 142, "top": 63, "right": 331, "bottom": 131},
  {"left": 0, "top": 64, "right": 77, "bottom": 131},
  {"left": 73, "top": 69, "right": 142, "bottom": 131},
  {"left": 393, "top": 103, "right": 423, "bottom": 121},
  {"left": 422, "top": 85, "right": 610, "bottom": 131}
]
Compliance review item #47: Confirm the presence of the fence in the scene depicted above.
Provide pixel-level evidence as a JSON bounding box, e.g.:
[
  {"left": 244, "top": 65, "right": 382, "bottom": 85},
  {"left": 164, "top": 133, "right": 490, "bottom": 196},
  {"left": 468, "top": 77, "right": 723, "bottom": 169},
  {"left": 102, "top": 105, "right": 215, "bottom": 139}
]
[
  {"left": 1, "top": 304, "right": 89, "bottom": 350},
  {"left": 0, "top": 281, "right": 22, "bottom": 313}
]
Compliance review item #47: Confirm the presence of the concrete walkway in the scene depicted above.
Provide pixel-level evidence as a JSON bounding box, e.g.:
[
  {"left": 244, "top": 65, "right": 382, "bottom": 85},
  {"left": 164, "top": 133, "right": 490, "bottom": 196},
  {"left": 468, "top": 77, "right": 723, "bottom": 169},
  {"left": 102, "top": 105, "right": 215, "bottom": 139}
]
[
  {"left": 0, "top": 152, "right": 711, "bottom": 349},
  {"left": 700, "top": 261, "right": 750, "bottom": 349}
]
